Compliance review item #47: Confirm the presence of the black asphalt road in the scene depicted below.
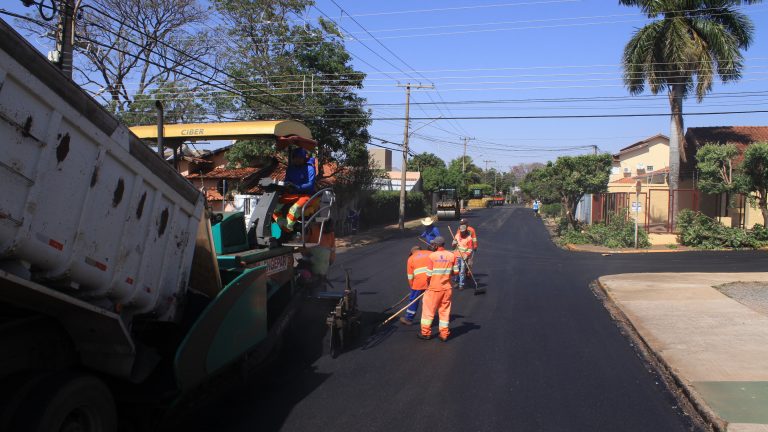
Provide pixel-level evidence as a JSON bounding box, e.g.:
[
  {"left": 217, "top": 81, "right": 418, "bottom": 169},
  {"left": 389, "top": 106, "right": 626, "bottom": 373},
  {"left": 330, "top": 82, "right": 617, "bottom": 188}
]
[{"left": 186, "top": 207, "right": 766, "bottom": 432}]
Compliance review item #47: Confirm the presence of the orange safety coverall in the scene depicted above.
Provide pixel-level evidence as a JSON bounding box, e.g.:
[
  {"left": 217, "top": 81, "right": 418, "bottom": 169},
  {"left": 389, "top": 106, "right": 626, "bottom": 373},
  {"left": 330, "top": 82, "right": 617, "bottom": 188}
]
[
  {"left": 467, "top": 226, "right": 478, "bottom": 250},
  {"left": 421, "top": 248, "right": 459, "bottom": 339},
  {"left": 273, "top": 194, "right": 319, "bottom": 231},
  {"left": 407, "top": 250, "right": 432, "bottom": 291},
  {"left": 453, "top": 232, "right": 474, "bottom": 260},
  {"left": 405, "top": 250, "right": 432, "bottom": 321}
]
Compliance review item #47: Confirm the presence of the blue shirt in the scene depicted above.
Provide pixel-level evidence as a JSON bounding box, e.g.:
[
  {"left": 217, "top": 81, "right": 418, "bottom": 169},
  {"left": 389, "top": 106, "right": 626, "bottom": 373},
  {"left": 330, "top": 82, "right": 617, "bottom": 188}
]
[
  {"left": 285, "top": 161, "right": 316, "bottom": 194},
  {"left": 419, "top": 226, "right": 440, "bottom": 243},
  {"left": 533, "top": 201, "right": 540, "bottom": 210}
]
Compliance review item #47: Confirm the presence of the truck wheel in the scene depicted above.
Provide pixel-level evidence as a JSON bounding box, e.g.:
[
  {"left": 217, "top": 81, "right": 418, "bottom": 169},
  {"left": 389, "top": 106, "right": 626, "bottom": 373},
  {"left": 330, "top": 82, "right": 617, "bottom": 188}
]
[{"left": 11, "top": 373, "right": 117, "bottom": 432}]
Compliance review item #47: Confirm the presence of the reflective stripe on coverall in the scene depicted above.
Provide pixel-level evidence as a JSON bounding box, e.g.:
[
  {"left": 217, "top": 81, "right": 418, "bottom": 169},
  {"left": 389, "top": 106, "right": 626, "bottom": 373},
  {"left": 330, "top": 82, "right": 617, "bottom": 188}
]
[
  {"left": 405, "top": 250, "right": 431, "bottom": 321},
  {"left": 421, "top": 249, "right": 458, "bottom": 339}
]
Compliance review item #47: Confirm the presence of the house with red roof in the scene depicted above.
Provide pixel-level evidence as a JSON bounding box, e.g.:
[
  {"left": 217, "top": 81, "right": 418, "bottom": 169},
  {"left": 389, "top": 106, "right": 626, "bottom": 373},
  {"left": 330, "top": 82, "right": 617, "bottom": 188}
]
[
  {"left": 181, "top": 144, "right": 340, "bottom": 212},
  {"left": 683, "top": 126, "right": 768, "bottom": 229},
  {"left": 599, "top": 127, "right": 768, "bottom": 231}
]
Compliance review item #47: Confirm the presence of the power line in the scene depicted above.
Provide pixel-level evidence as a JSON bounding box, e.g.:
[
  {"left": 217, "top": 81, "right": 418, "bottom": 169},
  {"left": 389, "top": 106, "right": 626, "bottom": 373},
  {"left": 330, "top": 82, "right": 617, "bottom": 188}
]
[{"left": 76, "top": 5, "right": 304, "bottom": 117}]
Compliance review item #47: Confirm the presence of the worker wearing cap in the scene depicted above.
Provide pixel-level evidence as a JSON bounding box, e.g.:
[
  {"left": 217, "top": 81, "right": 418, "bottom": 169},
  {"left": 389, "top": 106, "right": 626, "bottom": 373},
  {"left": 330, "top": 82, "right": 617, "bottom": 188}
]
[
  {"left": 400, "top": 245, "right": 432, "bottom": 326},
  {"left": 419, "top": 217, "right": 440, "bottom": 244},
  {"left": 452, "top": 224, "right": 475, "bottom": 290},
  {"left": 459, "top": 218, "right": 478, "bottom": 252},
  {"left": 420, "top": 236, "right": 458, "bottom": 341},
  {"left": 274, "top": 147, "right": 318, "bottom": 232}
]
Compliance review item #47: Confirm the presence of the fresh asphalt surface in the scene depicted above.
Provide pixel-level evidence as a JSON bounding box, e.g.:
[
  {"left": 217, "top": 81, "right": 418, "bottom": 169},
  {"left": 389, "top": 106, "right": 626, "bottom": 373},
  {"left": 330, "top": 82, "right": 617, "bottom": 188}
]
[{"left": 184, "top": 207, "right": 767, "bottom": 431}]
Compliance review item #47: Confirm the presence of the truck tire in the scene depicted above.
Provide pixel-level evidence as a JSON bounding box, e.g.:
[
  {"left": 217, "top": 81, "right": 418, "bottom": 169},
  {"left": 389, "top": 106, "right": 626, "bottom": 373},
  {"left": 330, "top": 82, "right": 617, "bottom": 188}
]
[{"left": 11, "top": 373, "right": 117, "bottom": 432}]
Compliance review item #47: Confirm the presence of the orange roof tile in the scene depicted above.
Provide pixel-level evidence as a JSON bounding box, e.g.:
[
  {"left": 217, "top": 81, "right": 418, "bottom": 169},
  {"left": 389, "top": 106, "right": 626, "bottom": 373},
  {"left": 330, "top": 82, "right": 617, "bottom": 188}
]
[{"left": 186, "top": 167, "right": 259, "bottom": 179}]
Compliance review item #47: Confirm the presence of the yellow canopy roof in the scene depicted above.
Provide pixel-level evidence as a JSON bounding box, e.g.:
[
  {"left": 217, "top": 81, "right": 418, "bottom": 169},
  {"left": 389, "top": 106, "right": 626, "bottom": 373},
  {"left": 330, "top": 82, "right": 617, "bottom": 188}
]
[{"left": 129, "top": 120, "right": 313, "bottom": 141}]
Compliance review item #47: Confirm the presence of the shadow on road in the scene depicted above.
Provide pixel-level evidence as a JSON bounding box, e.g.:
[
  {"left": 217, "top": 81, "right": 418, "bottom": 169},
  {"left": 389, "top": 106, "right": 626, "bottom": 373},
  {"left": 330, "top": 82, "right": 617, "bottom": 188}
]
[{"left": 449, "top": 321, "right": 481, "bottom": 340}]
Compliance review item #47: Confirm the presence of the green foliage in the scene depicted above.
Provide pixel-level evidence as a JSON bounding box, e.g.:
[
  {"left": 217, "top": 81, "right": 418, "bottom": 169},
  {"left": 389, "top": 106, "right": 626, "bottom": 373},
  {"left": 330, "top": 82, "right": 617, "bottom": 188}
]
[
  {"left": 467, "top": 183, "right": 493, "bottom": 196},
  {"left": 407, "top": 153, "right": 446, "bottom": 171},
  {"left": 696, "top": 143, "right": 745, "bottom": 195},
  {"left": 448, "top": 156, "right": 482, "bottom": 185},
  {"left": 741, "top": 142, "right": 768, "bottom": 226},
  {"left": 620, "top": 0, "right": 756, "bottom": 101},
  {"left": 540, "top": 203, "right": 563, "bottom": 218},
  {"left": 359, "top": 191, "right": 427, "bottom": 227},
  {"left": 215, "top": 0, "right": 371, "bottom": 177},
  {"left": 225, "top": 139, "right": 276, "bottom": 168},
  {"left": 559, "top": 213, "right": 651, "bottom": 249},
  {"left": 116, "top": 81, "right": 208, "bottom": 127},
  {"left": 677, "top": 209, "right": 767, "bottom": 249},
  {"left": 521, "top": 154, "right": 613, "bottom": 228},
  {"left": 422, "top": 166, "right": 464, "bottom": 193}
]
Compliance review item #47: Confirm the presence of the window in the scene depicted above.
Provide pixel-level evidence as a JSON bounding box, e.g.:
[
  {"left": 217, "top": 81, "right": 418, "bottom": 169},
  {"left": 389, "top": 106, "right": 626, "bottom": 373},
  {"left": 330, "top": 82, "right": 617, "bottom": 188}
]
[
  {"left": 623, "top": 167, "right": 630, "bottom": 173},
  {"left": 646, "top": 165, "right": 654, "bottom": 172}
]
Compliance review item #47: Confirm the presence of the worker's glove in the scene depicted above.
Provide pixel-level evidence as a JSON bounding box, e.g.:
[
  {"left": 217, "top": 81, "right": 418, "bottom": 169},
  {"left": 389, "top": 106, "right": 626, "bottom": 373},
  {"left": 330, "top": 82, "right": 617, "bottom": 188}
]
[{"left": 451, "top": 240, "right": 458, "bottom": 247}]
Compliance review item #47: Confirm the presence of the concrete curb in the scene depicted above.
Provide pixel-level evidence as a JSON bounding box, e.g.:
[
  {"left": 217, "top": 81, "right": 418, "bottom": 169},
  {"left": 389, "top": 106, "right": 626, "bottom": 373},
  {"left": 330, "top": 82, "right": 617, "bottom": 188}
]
[
  {"left": 335, "top": 219, "right": 422, "bottom": 253},
  {"left": 593, "top": 278, "right": 726, "bottom": 432},
  {"left": 565, "top": 244, "right": 690, "bottom": 254}
]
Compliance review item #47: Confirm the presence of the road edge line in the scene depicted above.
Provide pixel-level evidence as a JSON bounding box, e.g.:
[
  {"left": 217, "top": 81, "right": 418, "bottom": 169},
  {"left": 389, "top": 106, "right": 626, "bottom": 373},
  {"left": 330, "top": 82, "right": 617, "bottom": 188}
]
[{"left": 591, "top": 278, "right": 725, "bottom": 432}]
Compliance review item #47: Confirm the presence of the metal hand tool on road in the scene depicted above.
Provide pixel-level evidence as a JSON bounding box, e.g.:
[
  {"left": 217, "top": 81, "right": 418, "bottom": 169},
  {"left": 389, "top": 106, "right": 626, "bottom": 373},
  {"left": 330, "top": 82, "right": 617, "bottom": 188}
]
[
  {"left": 448, "top": 226, "right": 483, "bottom": 294},
  {"left": 378, "top": 291, "right": 426, "bottom": 328},
  {"left": 382, "top": 292, "right": 411, "bottom": 313},
  {"left": 417, "top": 236, "right": 431, "bottom": 247}
]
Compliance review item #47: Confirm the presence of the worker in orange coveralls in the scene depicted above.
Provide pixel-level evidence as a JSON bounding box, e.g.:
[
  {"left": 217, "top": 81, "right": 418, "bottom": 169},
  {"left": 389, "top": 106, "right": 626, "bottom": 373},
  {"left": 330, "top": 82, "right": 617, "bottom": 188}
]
[
  {"left": 452, "top": 224, "right": 475, "bottom": 290},
  {"left": 419, "top": 236, "right": 458, "bottom": 342},
  {"left": 400, "top": 246, "right": 432, "bottom": 326},
  {"left": 459, "top": 218, "right": 478, "bottom": 253}
]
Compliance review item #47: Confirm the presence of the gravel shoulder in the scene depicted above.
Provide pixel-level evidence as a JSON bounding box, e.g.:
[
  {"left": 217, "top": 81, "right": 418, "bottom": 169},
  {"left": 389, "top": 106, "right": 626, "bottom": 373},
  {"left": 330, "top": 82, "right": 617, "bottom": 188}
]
[{"left": 714, "top": 281, "right": 768, "bottom": 317}]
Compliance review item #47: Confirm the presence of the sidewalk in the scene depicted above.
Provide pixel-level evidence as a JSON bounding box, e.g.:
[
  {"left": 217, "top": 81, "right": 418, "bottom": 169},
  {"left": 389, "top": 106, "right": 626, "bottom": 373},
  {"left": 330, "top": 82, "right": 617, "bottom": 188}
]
[
  {"left": 566, "top": 243, "right": 695, "bottom": 253},
  {"left": 598, "top": 273, "right": 768, "bottom": 432},
  {"left": 335, "top": 218, "right": 424, "bottom": 252}
]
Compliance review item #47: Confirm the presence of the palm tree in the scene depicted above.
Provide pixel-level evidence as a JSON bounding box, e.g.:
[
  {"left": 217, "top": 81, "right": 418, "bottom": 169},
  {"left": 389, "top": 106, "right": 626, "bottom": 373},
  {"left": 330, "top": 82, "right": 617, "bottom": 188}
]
[{"left": 620, "top": 0, "right": 760, "bottom": 227}]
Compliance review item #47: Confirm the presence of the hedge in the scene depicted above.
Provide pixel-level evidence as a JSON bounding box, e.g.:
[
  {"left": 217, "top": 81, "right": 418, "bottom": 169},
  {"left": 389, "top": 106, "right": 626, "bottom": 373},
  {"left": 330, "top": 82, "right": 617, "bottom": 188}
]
[
  {"left": 360, "top": 191, "right": 427, "bottom": 227},
  {"left": 677, "top": 209, "right": 768, "bottom": 249}
]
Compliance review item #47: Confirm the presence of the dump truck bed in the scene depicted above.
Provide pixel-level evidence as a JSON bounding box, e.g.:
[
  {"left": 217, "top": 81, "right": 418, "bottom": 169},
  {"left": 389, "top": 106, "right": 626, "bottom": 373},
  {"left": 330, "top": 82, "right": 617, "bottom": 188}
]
[{"left": 0, "top": 19, "right": 205, "bottom": 323}]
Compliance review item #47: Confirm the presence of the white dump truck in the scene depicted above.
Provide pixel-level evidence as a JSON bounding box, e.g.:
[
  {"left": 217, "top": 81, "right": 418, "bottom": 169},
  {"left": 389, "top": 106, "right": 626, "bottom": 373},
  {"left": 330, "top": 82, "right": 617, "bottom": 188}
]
[{"left": 0, "top": 18, "right": 358, "bottom": 431}]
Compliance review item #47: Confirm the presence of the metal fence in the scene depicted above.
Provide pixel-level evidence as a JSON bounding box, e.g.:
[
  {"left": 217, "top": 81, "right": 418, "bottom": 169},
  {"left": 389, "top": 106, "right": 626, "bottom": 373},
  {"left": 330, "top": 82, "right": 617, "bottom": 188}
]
[{"left": 593, "top": 189, "right": 702, "bottom": 233}]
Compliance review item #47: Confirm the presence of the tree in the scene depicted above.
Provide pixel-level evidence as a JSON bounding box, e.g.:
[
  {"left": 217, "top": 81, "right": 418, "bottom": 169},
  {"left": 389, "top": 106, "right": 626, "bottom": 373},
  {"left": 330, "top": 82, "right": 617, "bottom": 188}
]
[
  {"left": 407, "top": 152, "right": 445, "bottom": 171},
  {"left": 510, "top": 162, "right": 544, "bottom": 184},
  {"left": 422, "top": 166, "right": 464, "bottom": 193},
  {"left": 696, "top": 143, "right": 744, "bottom": 196},
  {"left": 520, "top": 165, "right": 559, "bottom": 204},
  {"left": 522, "top": 154, "right": 612, "bottom": 228},
  {"left": 19, "top": 0, "right": 215, "bottom": 119},
  {"left": 119, "top": 81, "right": 208, "bottom": 126},
  {"left": 216, "top": 1, "right": 371, "bottom": 179},
  {"left": 620, "top": 0, "right": 759, "bottom": 226},
  {"left": 741, "top": 142, "right": 768, "bottom": 226}
]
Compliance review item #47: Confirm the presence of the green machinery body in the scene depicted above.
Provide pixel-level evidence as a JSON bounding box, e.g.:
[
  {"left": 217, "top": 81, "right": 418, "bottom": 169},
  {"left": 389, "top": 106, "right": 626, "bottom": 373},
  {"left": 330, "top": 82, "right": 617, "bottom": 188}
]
[{"left": 174, "top": 212, "right": 298, "bottom": 391}]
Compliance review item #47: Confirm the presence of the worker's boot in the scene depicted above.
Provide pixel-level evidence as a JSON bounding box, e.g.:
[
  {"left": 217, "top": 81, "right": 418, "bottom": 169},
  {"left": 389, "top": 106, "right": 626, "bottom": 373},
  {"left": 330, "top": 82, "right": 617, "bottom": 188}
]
[
  {"left": 417, "top": 333, "right": 432, "bottom": 340},
  {"left": 399, "top": 317, "right": 414, "bottom": 326}
]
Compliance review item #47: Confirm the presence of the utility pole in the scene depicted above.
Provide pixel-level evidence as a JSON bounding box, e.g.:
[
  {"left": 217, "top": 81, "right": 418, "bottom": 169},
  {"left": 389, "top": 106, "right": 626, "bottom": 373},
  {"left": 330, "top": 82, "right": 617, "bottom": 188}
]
[
  {"left": 460, "top": 136, "right": 474, "bottom": 212},
  {"left": 396, "top": 83, "right": 434, "bottom": 230},
  {"left": 55, "top": 0, "right": 76, "bottom": 78},
  {"left": 591, "top": 145, "right": 598, "bottom": 155},
  {"left": 483, "top": 160, "right": 495, "bottom": 192}
]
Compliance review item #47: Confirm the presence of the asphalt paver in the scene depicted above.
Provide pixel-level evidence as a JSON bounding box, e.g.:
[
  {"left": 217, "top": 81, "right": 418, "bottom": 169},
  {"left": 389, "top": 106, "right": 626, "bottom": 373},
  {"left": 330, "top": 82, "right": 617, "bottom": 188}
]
[{"left": 184, "top": 207, "right": 767, "bottom": 432}]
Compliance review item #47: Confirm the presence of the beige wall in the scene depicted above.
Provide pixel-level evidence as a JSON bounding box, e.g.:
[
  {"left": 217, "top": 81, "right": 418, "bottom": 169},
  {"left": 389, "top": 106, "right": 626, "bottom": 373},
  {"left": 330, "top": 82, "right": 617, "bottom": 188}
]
[
  {"left": 609, "top": 138, "right": 670, "bottom": 182},
  {"left": 369, "top": 148, "right": 392, "bottom": 171}
]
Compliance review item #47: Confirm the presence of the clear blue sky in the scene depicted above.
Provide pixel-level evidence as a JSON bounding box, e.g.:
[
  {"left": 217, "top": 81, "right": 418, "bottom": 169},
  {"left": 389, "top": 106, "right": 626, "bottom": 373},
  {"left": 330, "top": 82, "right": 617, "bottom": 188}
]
[
  {"left": 4, "top": 0, "right": 768, "bottom": 171},
  {"left": 311, "top": 0, "right": 768, "bottom": 170}
]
